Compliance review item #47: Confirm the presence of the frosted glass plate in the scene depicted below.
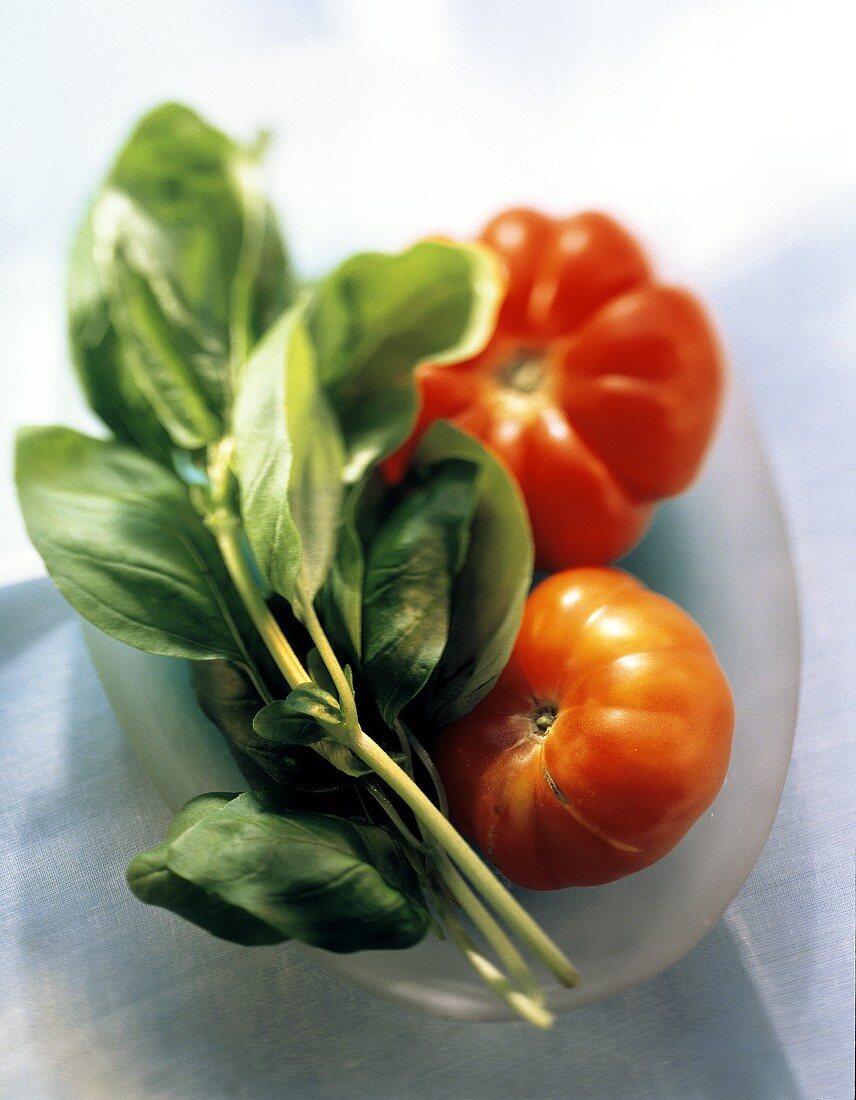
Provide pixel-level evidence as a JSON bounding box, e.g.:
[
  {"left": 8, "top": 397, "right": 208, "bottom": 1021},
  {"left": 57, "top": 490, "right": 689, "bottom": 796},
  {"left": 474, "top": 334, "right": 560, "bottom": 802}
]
[{"left": 81, "top": 379, "right": 799, "bottom": 1021}]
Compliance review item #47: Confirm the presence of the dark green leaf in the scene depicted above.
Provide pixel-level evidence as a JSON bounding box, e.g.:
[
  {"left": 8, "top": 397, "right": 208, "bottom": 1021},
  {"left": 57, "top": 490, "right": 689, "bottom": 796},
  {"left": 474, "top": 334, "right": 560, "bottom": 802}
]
[
  {"left": 127, "top": 793, "right": 285, "bottom": 945},
  {"left": 362, "top": 459, "right": 479, "bottom": 724},
  {"left": 233, "top": 309, "right": 345, "bottom": 601},
  {"left": 250, "top": 674, "right": 382, "bottom": 778},
  {"left": 316, "top": 472, "right": 387, "bottom": 664},
  {"left": 192, "top": 660, "right": 350, "bottom": 795},
  {"left": 249, "top": 200, "right": 295, "bottom": 347},
  {"left": 75, "top": 103, "right": 293, "bottom": 450},
  {"left": 131, "top": 791, "right": 429, "bottom": 952},
  {"left": 253, "top": 684, "right": 343, "bottom": 745},
  {"left": 410, "top": 423, "right": 534, "bottom": 728},
  {"left": 252, "top": 700, "right": 322, "bottom": 747},
  {"left": 15, "top": 427, "right": 253, "bottom": 661},
  {"left": 68, "top": 211, "right": 175, "bottom": 465},
  {"left": 305, "top": 647, "right": 354, "bottom": 698},
  {"left": 312, "top": 741, "right": 378, "bottom": 778},
  {"left": 307, "top": 241, "right": 503, "bottom": 483}
]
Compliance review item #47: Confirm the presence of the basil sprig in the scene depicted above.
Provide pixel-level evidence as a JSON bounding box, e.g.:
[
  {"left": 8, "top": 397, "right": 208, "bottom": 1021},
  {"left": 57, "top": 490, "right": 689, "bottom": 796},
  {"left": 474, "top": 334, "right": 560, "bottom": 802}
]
[
  {"left": 16, "top": 103, "right": 578, "bottom": 1022},
  {"left": 127, "top": 792, "right": 428, "bottom": 951},
  {"left": 69, "top": 102, "right": 293, "bottom": 457}
]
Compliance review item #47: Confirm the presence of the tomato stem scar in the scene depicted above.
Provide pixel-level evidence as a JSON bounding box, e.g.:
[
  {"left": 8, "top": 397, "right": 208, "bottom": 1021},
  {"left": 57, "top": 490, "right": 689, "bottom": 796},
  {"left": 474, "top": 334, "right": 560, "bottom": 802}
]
[{"left": 498, "top": 349, "right": 547, "bottom": 394}]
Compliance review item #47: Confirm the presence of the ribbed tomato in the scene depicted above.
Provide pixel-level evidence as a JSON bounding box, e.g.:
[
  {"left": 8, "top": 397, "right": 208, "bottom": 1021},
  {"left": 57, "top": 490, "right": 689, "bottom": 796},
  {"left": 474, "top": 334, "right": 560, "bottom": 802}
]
[
  {"left": 433, "top": 569, "right": 734, "bottom": 889},
  {"left": 385, "top": 209, "right": 726, "bottom": 570}
]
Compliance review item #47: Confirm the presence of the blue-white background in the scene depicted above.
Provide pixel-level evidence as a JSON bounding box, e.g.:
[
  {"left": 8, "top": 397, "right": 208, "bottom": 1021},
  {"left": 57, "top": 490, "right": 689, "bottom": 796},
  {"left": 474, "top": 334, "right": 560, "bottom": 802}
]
[{"left": 1, "top": 2, "right": 854, "bottom": 1097}]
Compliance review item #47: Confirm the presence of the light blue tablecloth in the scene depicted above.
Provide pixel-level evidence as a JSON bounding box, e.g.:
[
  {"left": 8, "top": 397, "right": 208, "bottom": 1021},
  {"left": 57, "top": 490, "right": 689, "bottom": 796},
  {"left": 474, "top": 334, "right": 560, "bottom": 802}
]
[{"left": 2, "top": 3, "right": 854, "bottom": 1097}]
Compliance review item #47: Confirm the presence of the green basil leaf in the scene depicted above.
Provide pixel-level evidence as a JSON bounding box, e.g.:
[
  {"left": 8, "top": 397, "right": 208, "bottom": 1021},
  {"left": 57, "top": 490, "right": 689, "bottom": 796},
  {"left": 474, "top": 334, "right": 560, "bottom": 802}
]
[
  {"left": 127, "top": 793, "right": 286, "bottom": 945},
  {"left": 135, "top": 791, "right": 429, "bottom": 952},
  {"left": 68, "top": 211, "right": 175, "bottom": 465},
  {"left": 233, "top": 308, "right": 346, "bottom": 601},
  {"left": 410, "top": 423, "right": 534, "bottom": 728},
  {"left": 248, "top": 199, "right": 295, "bottom": 350},
  {"left": 316, "top": 472, "right": 387, "bottom": 664},
  {"left": 362, "top": 459, "right": 479, "bottom": 724},
  {"left": 77, "top": 102, "right": 293, "bottom": 450},
  {"left": 307, "top": 240, "right": 503, "bottom": 483},
  {"left": 192, "top": 660, "right": 350, "bottom": 794},
  {"left": 15, "top": 427, "right": 252, "bottom": 662},
  {"left": 253, "top": 684, "right": 343, "bottom": 745},
  {"left": 305, "top": 647, "right": 354, "bottom": 698},
  {"left": 252, "top": 701, "right": 322, "bottom": 747},
  {"left": 261, "top": 658, "right": 399, "bottom": 777},
  {"left": 312, "top": 741, "right": 378, "bottom": 778}
]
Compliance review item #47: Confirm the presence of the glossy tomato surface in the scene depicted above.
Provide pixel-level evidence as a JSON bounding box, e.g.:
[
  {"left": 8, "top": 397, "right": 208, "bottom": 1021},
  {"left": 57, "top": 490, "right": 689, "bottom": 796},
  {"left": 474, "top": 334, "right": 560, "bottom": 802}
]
[
  {"left": 386, "top": 209, "right": 726, "bottom": 570},
  {"left": 434, "top": 568, "right": 735, "bottom": 889}
]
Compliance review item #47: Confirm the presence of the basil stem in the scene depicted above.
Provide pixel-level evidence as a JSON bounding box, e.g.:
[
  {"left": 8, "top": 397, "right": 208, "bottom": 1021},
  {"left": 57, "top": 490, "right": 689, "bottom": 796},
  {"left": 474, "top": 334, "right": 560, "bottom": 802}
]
[
  {"left": 435, "top": 895, "right": 555, "bottom": 1030},
  {"left": 295, "top": 576, "right": 581, "bottom": 990},
  {"left": 435, "top": 854, "right": 543, "bottom": 1001},
  {"left": 206, "top": 440, "right": 310, "bottom": 690},
  {"left": 206, "top": 438, "right": 581, "bottom": 1023}
]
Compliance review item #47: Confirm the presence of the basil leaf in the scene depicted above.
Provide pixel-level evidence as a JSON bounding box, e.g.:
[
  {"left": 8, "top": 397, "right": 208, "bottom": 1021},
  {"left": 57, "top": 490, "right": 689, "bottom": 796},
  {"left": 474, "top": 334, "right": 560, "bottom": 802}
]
[
  {"left": 193, "top": 660, "right": 350, "bottom": 794},
  {"left": 312, "top": 741, "right": 377, "bottom": 778},
  {"left": 233, "top": 309, "right": 346, "bottom": 601},
  {"left": 15, "top": 427, "right": 251, "bottom": 662},
  {"left": 253, "top": 684, "right": 343, "bottom": 745},
  {"left": 362, "top": 459, "right": 479, "bottom": 724},
  {"left": 306, "top": 647, "right": 354, "bottom": 698},
  {"left": 308, "top": 240, "right": 503, "bottom": 483},
  {"left": 248, "top": 199, "right": 295, "bottom": 350},
  {"left": 127, "top": 793, "right": 285, "bottom": 945},
  {"left": 131, "top": 791, "right": 429, "bottom": 952},
  {"left": 316, "top": 472, "right": 387, "bottom": 664},
  {"left": 411, "top": 423, "right": 534, "bottom": 728},
  {"left": 68, "top": 211, "right": 175, "bottom": 465},
  {"left": 251, "top": 703, "right": 321, "bottom": 747},
  {"left": 77, "top": 102, "right": 293, "bottom": 450},
  {"left": 252, "top": 673, "right": 386, "bottom": 777}
]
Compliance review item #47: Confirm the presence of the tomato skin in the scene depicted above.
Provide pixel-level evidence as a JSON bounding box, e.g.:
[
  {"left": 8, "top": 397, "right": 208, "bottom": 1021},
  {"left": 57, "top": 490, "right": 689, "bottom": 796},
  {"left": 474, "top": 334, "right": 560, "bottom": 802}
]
[
  {"left": 433, "top": 569, "right": 735, "bottom": 890},
  {"left": 482, "top": 208, "right": 651, "bottom": 338},
  {"left": 386, "top": 209, "right": 725, "bottom": 570}
]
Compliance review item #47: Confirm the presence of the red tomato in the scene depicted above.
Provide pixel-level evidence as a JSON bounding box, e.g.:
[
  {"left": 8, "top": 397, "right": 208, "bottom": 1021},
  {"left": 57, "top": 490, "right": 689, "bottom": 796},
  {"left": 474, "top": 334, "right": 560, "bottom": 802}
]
[
  {"left": 433, "top": 569, "right": 734, "bottom": 889},
  {"left": 385, "top": 209, "right": 726, "bottom": 570}
]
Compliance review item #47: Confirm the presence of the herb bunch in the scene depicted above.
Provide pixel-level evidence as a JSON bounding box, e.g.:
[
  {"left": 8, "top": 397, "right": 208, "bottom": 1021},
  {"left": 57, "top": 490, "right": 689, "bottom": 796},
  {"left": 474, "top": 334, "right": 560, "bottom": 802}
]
[{"left": 16, "top": 104, "right": 580, "bottom": 1027}]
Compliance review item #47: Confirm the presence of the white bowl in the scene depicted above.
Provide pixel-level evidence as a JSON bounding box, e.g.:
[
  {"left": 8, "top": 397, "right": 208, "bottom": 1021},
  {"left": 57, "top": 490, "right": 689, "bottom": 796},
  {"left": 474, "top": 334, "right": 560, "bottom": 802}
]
[{"left": 81, "top": 379, "right": 799, "bottom": 1021}]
